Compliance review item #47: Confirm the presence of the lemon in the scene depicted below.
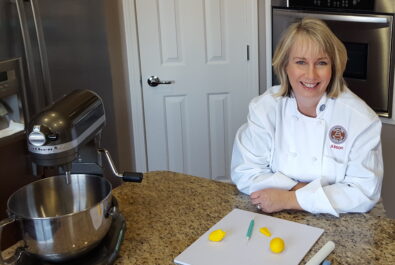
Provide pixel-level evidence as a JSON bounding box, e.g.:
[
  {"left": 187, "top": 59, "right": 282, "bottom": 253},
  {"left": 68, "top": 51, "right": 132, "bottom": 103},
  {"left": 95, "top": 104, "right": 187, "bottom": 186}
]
[
  {"left": 270, "top": 237, "right": 285, "bottom": 253},
  {"left": 259, "top": 227, "right": 271, "bottom": 237},
  {"left": 208, "top": 229, "right": 226, "bottom": 242}
]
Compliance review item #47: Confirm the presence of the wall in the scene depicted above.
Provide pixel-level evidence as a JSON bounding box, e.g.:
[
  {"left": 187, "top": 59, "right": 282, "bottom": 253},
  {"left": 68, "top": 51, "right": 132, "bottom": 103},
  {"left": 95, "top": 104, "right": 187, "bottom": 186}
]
[
  {"left": 381, "top": 124, "right": 395, "bottom": 218},
  {"left": 104, "top": 0, "right": 135, "bottom": 173},
  {"left": 258, "top": 1, "right": 267, "bottom": 94}
]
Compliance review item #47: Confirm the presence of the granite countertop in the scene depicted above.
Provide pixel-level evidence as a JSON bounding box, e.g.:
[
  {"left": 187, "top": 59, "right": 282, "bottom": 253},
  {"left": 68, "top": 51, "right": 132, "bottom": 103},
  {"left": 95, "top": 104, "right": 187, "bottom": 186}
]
[
  {"left": 2, "top": 171, "right": 395, "bottom": 264},
  {"left": 111, "top": 171, "right": 395, "bottom": 265}
]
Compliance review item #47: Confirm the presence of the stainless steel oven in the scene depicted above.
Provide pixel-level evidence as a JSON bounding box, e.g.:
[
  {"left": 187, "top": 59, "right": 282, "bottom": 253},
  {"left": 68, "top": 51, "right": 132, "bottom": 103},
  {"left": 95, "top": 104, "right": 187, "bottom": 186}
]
[{"left": 271, "top": 0, "right": 395, "bottom": 118}]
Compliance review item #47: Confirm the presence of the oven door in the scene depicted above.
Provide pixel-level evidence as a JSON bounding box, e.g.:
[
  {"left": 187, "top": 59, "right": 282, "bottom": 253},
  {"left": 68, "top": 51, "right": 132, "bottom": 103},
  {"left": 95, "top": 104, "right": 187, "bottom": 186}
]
[{"left": 272, "top": 9, "right": 394, "bottom": 117}]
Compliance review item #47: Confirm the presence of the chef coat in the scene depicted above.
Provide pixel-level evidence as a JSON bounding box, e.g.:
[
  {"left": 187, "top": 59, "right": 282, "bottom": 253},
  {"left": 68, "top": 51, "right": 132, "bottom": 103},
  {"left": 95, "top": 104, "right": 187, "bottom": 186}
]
[{"left": 231, "top": 85, "right": 383, "bottom": 217}]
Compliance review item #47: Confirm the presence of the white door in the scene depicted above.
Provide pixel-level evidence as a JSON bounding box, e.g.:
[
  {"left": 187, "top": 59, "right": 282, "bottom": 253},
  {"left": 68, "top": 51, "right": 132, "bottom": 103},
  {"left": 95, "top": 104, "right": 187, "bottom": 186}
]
[{"left": 136, "top": 0, "right": 258, "bottom": 181}]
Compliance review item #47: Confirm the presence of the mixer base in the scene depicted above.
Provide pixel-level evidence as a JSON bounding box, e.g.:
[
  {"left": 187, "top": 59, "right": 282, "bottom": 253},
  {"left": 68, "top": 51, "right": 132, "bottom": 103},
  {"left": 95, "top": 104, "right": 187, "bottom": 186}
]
[{"left": 15, "top": 200, "right": 125, "bottom": 265}]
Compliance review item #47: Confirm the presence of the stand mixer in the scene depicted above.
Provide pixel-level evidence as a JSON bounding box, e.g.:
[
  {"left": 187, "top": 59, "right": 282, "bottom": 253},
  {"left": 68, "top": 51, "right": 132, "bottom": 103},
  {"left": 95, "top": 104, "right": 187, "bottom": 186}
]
[
  {"left": 10, "top": 89, "right": 143, "bottom": 265},
  {"left": 27, "top": 89, "right": 142, "bottom": 183}
]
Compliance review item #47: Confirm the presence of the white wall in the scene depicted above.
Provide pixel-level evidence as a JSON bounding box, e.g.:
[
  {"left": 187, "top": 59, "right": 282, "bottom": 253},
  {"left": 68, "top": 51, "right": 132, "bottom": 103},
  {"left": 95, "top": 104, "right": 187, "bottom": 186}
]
[{"left": 104, "top": 0, "right": 135, "bottom": 172}]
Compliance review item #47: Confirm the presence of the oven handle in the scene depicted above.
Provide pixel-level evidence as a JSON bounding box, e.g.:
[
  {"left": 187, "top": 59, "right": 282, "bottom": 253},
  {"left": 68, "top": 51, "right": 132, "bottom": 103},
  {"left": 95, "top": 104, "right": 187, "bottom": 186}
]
[{"left": 274, "top": 10, "right": 390, "bottom": 24}]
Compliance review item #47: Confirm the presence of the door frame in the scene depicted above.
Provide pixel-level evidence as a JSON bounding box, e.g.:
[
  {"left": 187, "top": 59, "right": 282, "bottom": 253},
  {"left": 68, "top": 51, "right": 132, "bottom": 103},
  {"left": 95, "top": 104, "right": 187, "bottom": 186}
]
[{"left": 121, "top": 0, "right": 259, "bottom": 173}]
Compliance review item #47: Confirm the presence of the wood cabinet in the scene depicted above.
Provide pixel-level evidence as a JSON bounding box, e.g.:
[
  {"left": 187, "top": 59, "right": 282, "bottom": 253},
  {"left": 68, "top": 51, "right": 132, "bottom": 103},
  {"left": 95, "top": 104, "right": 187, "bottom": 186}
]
[{"left": 0, "top": 132, "right": 38, "bottom": 250}]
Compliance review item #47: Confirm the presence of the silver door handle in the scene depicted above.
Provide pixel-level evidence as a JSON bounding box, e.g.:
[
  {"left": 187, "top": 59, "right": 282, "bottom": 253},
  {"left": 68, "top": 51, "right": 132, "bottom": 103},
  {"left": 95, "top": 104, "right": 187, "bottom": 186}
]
[
  {"left": 147, "top": 76, "right": 174, "bottom": 87},
  {"left": 30, "top": 0, "right": 53, "bottom": 105},
  {"left": 15, "top": 0, "right": 41, "bottom": 116}
]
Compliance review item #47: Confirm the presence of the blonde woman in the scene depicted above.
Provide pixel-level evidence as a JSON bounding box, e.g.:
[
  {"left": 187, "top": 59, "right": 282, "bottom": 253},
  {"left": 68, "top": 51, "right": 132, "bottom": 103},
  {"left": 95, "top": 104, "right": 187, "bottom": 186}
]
[{"left": 231, "top": 18, "right": 383, "bottom": 217}]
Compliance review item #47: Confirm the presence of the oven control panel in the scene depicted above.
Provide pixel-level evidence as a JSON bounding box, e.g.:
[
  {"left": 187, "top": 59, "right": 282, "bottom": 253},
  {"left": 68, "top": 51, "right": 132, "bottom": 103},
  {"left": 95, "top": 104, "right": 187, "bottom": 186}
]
[
  {"left": 289, "top": 0, "right": 374, "bottom": 10},
  {"left": 0, "top": 58, "right": 25, "bottom": 126},
  {"left": 0, "top": 60, "right": 18, "bottom": 99}
]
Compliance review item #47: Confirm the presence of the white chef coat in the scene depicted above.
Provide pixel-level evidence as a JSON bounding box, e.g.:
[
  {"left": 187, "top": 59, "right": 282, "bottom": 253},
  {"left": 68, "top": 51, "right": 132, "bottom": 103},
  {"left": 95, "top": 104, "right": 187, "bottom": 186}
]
[{"left": 231, "top": 85, "right": 383, "bottom": 217}]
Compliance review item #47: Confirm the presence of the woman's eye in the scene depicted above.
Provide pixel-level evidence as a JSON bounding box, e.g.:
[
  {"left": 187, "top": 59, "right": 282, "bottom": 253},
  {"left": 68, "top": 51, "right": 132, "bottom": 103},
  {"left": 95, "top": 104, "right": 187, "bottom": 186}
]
[
  {"left": 317, "top": 61, "right": 328, "bottom": 66},
  {"left": 296, "top": 61, "right": 306, "bottom": 65}
]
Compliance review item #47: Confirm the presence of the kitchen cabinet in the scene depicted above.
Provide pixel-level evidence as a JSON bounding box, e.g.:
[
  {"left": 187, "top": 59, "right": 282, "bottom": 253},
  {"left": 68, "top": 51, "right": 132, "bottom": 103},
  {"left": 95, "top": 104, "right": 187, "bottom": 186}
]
[{"left": 0, "top": 132, "right": 38, "bottom": 250}]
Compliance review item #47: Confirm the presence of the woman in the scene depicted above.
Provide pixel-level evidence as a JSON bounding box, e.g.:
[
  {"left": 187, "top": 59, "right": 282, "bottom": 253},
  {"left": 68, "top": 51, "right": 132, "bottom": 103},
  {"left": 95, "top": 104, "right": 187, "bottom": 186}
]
[{"left": 231, "top": 18, "right": 383, "bottom": 217}]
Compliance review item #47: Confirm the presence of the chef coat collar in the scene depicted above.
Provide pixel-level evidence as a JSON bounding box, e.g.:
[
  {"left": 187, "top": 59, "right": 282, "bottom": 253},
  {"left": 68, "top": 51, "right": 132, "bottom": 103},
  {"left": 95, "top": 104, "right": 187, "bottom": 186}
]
[
  {"left": 289, "top": 92, "right": 329, "bottom": 118},
  {"left": 316, "top": 93, "right": 329, "bottom": 117}
]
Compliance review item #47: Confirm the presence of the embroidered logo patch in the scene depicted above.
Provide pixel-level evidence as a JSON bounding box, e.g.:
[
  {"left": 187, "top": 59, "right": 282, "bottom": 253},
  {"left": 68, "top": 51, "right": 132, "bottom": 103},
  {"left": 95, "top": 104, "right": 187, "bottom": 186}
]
[{"left": 329, "top": 125, "right": 347, "bottom": 144}]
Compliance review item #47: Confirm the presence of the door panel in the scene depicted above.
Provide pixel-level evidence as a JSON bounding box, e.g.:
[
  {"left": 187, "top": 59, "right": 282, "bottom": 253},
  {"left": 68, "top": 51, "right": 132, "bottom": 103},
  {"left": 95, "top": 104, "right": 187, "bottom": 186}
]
[
  {"left": 208, "top": 93, "right": 229, "bottom": 178},
  {"left": 158, "top": 0, "right": 181, "bottom": 64},
  {"left": 165, "top": 95, "right": 188, "bottom": 173},
  {"left": 136, "top": 0, "right": 257, "bottom": 180},
  {"left": 205, "top": 0, "right": 226, "bottom": 62}
]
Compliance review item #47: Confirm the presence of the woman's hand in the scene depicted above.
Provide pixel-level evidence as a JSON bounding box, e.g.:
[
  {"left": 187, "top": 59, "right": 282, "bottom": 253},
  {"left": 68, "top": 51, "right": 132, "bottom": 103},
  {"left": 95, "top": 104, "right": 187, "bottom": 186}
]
[{"left": 250, "top": 189, "right": 302, "bottom": 213}]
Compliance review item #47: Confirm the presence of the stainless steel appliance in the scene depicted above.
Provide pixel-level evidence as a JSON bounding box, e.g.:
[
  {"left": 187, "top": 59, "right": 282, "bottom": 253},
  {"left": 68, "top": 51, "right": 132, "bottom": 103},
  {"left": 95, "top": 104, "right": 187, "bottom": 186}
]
[
  {"left": 26, "top": 89, "right": 142, "bottom": 182},
  {"left": 1, "top": 174, "right": 114, "bottom": 262},
  {"left": 271, "top": 0, "right": 395, "bottom": 117},
  {"left": 0, "top": 0, "right": 122, "bottom": 153},
  {"left": 0, "top": 0, "right": 128, "bottom": 250},
  {"left": 0, "top": 58, "right": 26, "bottom": 133},
  {"left": 0, "top": 89, "right": 143, "bottom": 264}
]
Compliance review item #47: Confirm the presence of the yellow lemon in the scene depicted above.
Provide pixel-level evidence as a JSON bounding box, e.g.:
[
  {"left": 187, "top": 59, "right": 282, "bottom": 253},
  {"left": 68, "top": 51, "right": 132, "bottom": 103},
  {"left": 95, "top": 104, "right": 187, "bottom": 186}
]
[
  {"left": 259, "top": 227, "right": 271, "bottom": 237},
  {"left": 270, "top": 237, "right": 285, "bottom": 253},
  {"left": 208, "top": 229, "right": 226, "bottom": 242}
]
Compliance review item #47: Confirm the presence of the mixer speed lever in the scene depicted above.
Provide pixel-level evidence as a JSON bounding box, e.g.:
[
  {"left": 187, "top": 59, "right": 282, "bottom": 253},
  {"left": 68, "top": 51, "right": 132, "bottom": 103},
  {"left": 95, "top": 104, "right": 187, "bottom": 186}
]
[{"left": 97, "top": 148, "right": 143, "bottom": 183}]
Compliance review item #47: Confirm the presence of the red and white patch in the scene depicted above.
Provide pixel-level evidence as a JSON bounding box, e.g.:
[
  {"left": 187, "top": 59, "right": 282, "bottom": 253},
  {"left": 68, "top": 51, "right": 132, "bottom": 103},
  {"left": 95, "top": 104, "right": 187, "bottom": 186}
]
[{"left": 329, "top": 125, "right": 347, "bottom": 145}]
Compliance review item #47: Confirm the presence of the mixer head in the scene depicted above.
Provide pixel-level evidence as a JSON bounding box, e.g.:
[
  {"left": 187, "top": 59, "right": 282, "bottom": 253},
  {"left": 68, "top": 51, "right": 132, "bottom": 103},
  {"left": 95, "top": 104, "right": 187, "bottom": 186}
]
[{"left": 27, "top": 89, "right": 105, "bottom": 168}]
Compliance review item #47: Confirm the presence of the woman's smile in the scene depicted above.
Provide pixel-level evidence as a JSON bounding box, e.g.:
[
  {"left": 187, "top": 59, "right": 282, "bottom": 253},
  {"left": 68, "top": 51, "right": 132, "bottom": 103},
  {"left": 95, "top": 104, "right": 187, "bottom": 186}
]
[{"left": 300, "top": 81, "right": 319, "bottom": 88}]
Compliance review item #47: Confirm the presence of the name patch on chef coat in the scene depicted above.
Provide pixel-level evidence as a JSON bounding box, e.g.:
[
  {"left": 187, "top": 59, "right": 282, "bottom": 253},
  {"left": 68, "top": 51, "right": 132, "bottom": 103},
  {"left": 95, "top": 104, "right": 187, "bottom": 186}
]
[{"left": 329, "top": 125, "right": 347, "bottom": 145}]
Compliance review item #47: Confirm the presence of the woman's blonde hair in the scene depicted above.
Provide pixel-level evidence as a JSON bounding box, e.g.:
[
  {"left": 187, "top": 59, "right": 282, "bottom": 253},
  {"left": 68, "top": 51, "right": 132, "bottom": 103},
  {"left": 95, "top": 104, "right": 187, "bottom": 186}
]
[{"left": 272, "top": 18, "right": 347, "bottom": 98}]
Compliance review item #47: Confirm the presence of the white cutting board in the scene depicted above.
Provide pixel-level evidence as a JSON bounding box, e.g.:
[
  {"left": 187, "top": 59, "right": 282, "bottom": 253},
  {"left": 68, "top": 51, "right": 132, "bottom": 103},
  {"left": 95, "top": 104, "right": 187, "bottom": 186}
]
[{"left": 174, "top": 208, "right": 323, "bottom": 265}]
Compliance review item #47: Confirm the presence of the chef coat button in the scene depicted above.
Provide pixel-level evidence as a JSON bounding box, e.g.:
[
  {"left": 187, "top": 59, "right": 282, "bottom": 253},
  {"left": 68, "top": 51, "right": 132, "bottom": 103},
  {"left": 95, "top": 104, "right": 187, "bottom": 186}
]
[
  {"left": 312, "top": 157, "right": 317, "bottom": 162},
  {"left": 290, "top": 152, "right": 297, "bottom": 158},
  {"left": 319, "top": 104, "right": 326, "bottom": 112}
]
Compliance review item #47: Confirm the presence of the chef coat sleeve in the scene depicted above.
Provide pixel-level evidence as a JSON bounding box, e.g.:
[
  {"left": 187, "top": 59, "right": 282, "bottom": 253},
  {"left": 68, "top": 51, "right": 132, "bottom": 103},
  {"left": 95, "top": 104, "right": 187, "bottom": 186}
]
[
  {"left": 296, "top": 119, "right": 383, "bottom": 217},
  {"left": 231, "top": 97, "right": 298, "bottom": 195}
]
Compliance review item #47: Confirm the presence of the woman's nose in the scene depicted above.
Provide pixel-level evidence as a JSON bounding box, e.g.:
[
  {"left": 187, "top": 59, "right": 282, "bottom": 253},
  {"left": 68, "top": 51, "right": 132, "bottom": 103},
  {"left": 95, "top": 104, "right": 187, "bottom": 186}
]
[{"left": 306, "top": 65, "right": 317, "bottom": 79}]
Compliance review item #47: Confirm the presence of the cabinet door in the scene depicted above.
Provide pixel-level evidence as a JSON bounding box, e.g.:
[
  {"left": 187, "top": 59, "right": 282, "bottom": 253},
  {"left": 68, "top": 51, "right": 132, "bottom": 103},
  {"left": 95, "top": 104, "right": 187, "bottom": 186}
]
[{"left": 0, "top": 133, "right": 37, "bottom": 250}]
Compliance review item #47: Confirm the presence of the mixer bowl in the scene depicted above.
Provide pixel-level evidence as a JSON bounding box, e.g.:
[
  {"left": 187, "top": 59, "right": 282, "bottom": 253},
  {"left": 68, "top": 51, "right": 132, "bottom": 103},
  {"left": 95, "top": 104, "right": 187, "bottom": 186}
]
[{"left": 0, "top": 174, "right": 113, "bottom": 263}]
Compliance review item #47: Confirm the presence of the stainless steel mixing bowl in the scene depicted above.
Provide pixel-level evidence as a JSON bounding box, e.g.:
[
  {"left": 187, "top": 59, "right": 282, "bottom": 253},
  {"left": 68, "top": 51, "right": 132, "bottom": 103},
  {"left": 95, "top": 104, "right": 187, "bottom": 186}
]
[{"left": 0, "top": 174, "right": 114, "bottom": 263}]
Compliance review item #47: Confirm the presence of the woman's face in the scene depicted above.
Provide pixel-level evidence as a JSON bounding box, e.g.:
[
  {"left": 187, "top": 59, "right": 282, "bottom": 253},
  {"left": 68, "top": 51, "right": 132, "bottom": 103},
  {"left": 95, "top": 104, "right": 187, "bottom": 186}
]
[{"left": 286, "top": 37, "right": 332, "bottom": 105}]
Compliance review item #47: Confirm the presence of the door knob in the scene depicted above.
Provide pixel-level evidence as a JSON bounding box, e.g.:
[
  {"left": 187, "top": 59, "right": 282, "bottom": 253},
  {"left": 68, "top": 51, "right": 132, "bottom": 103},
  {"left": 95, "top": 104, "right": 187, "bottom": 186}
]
[{"left": 147, "top": 76, "right": 174, "bottom": 87}]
